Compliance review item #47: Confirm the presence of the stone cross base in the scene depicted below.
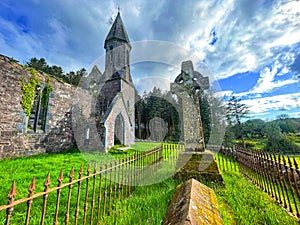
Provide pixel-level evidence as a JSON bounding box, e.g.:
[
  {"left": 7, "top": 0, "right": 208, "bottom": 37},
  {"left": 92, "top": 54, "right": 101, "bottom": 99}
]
[{"left": 174, "top": 151, "right": 223, "bottom": 182}]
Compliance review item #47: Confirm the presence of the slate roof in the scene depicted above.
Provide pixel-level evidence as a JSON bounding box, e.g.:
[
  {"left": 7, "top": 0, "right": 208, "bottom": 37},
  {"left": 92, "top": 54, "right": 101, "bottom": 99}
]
[{"left": 104, "top": 12, "right": 130, "bottom": 48}]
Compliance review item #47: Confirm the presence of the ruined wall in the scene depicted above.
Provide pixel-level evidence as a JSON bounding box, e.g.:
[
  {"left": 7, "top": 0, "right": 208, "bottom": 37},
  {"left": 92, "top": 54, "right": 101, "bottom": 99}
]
[{"left": 0, "top": 55, "right": 91, "bottom": 158}]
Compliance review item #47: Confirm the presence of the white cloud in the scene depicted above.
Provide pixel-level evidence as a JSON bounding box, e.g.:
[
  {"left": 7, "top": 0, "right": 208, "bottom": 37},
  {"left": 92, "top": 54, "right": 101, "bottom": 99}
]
[
  {"left": 214, "top": 90, "right": 233, "bottom": 98},
  {"left": 134, "top": 76, "right": 172, "bottom": 94},
  {"left": 241, "top": 92, "right": 300, "bottom": 114},
  {"left": 233, "top": 62, "right": 298, "bottom": 97},
  {"left": 181, "top": 0, "right": 300, "bottom": 79}
]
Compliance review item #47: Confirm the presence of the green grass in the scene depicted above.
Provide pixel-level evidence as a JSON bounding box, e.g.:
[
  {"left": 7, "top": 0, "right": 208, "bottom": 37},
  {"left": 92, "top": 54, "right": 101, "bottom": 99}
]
[
  {"left": 215, "top": 153, "right": 299, "bottom": 224},
  {"left": 0, "top": 147, "right": 87, "bottom": 205},
  {"left": 216, "top": 172, "right": 299, "bottom": 225},
  {"left": 130, "top": 142, "right": 161, "bottom": 151},
  {"left": 0, "top": 143, "right": 165, "bottom": 204},
  {"left": 1, "top": 144, "right": 299, "bottom": 224},
  {"left": 0, "top": 143, "right": 178, "bottom": 224},
  {"left": 101, "top": 178, "right": 179, "bottom": 225}
]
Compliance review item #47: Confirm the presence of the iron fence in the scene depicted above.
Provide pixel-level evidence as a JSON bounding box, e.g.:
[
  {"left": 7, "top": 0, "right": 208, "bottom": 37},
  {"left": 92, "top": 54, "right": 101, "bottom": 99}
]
[
  {"left": 215, "top": 145, "right": 300, "bottom": 218},
  {"left": 0, "top": 143, "right": 183, "bottom": 225}
]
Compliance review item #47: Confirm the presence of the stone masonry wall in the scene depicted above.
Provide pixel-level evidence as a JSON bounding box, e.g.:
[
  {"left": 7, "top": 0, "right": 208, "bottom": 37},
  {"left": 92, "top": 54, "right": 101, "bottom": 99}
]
[{"left": 0, "top": 55, "right": 91, "bottom": 159}]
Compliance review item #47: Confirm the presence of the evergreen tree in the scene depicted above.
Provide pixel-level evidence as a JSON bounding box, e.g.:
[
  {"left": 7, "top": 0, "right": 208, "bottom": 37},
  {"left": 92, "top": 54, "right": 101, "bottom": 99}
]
[
  {"left": 25, "top": 57, "right": 86, "bottom": 86},
  {"left": 226, "top": 95, "right": 249, "bottom": 148}
]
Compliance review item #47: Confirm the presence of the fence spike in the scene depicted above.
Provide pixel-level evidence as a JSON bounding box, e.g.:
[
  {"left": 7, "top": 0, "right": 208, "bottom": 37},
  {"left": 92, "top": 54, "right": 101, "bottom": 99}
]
[
  {"left": 94, "top": 163, "right": 97, "bottom": 174},
  {"left": 79, "top": 165, "right": 83, "bottom": 177},
  {"left": 293, "top": 157, "right": 299, "bottom": 170},
  {"left": 58, "top": 170, "right": 63, "bottom": 185},
  {"left": 271, "top": 153, "right": 276, "bottom": 163},
  {"left": 282, "top": 155, "right": 287, "bottom": 166},
  {"left": 278, "top": 154, "right": 282, "bottom": 164},
  {"left": 287, "top": 157, "right": 293, "bottom": 168},
  {"left": 87, "top": 164, "right": 91, "bottom": 175},
  {"left": 8, "top": 181, "right": 17, "bottom": 202},
  {"left": 28, "top": 177, "right": 36, "bottom": 196},
  {"left": 44, "top": 172, "right": 51, "bottom": 191},
  {"left": 69, "top": 167, "right": 74, "bottom": 180}
]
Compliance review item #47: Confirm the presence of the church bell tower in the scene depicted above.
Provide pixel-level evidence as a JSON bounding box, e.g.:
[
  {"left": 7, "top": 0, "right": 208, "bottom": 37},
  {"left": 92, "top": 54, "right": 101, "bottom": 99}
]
[{"left": 104, "top": 11, "right": 132, "bottom": 83}]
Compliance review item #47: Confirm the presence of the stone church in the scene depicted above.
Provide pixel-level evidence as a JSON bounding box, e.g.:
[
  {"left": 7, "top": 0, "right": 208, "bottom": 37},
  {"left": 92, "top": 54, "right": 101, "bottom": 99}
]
[
  {"left": 0, "top": 12, "right": 137, "bottom": 158},
  {"left": 91, "top": 11, "right": 136, "bottom": 150}
]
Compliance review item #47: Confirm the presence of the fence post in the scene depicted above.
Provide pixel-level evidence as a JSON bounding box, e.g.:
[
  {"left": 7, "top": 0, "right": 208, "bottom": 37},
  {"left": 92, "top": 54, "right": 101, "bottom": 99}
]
[
  {"left": 103, "top": 163, "right": 108, "bottom": 217},
  {"left": 90, "top": 164, "right": 97, "bottom": 225},
  {"left": 54, "top": 170, "right": 63, "bottom": 225},
  {"left": 5, "top": 181, "right": 16, "bottom": 225},
  {"left": 25, "top": 177, "right": 36, "bottom": 225},
  {"left": 41, "top": 172, "right": 51, "bottom": 225},
  {"left": 282, "top": 156, "right": 297, "bottom": 215},
  {"left": 97, "top": 162, "right": 103, "bottom": 221},
  {"left": 65, "top": 167, "right": 74, "bottom": 225},
  {"left": 279, "top": 155, "right": 292, "bottom": 211},
  {"left": 108, "top": 161, "right": 113, "bottom": 215},
  {"left": 83, "top": 165, "right": 91, "bottom": 225}
]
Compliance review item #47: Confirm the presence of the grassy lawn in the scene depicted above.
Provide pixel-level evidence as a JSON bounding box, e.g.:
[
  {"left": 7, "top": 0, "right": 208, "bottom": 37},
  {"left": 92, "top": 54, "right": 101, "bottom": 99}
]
[
  {"left": 216, "top": 172, "right": 299, "bottom": 225},
  {"left": 0, "top": 143, "right": 299, "bottom": 224},
  {"left": 101, "top": 178, "right": 179, "bottom": 225},
  {"left": 0, "top": 147, "right": 87, "bottom": 206},
  {"left": 130, "top": 142, "right": 161, "bottom": 151},
  {"left": 0, "top": 143, "right": 162, "bottom": 205}
]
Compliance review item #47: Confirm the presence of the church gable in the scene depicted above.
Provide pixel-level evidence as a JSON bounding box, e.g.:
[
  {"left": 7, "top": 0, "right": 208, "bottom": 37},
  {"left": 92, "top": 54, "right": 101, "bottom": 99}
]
[{"left": 101, "top": 92, "right": 134, "bottom": 148}]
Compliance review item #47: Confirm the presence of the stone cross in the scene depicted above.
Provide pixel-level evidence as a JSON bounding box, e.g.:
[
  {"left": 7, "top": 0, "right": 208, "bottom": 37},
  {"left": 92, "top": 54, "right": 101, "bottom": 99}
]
[{"left": 171, "top": 60, "right": 209, "bottom": 151}]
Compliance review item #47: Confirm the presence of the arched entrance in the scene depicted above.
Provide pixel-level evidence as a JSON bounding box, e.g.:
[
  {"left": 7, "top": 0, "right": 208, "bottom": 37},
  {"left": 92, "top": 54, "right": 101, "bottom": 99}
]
[{"left": 114, "top": 113, "right": 125, "bottom": 145}]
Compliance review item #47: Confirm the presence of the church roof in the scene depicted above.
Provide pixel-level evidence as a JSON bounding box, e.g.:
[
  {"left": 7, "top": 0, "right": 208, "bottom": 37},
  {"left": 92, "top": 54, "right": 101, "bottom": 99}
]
[{"left": 104, "top": 12, "right": 130, "bottom": 48}]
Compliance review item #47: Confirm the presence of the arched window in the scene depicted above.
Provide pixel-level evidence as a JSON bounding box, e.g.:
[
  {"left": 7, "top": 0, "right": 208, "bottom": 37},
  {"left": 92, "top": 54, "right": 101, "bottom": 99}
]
[{"left": 27, "top": 85, "right": 51, "bottom": 133}]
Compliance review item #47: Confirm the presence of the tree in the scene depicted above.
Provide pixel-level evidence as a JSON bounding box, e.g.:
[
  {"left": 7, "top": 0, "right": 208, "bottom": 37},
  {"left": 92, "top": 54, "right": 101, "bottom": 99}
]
[
  {"left": 226, "top": 95, "right": 249, "bottom": 148},
  {"left": 134, "top": 87, "right": 180, "bottom": 142},
  {"left": 25, "top": 57, "right": 86, "bottom": 86},
  {"left": 243, "top": 119, "right": 266, "bottom": 138},
  {"left": 26, "top": 57, "right": 47, "bottom": 72}
]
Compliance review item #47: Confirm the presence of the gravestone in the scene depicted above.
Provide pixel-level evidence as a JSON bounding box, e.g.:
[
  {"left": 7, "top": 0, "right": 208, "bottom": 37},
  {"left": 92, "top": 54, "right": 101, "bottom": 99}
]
[{"left": 163, "top": 178, "right": 223, "bottom": 225}]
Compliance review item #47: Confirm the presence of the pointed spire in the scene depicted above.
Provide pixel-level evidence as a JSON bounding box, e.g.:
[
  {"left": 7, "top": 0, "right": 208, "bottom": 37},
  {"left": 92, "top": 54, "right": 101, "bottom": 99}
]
[{"left": 104, "top": 11, "right": 130, "bottom": 48}]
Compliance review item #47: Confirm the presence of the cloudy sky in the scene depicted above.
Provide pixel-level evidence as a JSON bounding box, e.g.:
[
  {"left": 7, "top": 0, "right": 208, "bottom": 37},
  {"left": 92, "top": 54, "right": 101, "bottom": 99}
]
[{"left": 0, "top": 0, "right": 299, "bottom": 120}]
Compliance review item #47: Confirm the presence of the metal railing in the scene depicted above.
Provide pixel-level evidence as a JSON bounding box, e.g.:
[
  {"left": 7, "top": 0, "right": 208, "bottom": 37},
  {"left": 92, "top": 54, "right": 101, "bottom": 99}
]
[
  {"left": 215, "top": 146, "right": 300, "bottom": 218},
  {"left": 0, "top": 143, "right": 183, "bottom": 224}
]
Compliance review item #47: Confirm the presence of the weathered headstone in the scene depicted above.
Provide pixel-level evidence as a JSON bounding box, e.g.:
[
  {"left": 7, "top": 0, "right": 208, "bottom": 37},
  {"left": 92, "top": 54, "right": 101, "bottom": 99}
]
[{"left": 163, "top": 178, "right": 223, "bottom": 225}]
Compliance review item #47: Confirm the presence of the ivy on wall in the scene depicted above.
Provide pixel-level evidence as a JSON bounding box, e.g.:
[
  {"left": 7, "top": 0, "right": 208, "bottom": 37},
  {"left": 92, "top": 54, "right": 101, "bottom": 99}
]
[
  {"left": 20, "top": 68, "right": 53, "bottom": 132},
  {"left": 20, "top": 68, "right": 40, "bottom": 117}
]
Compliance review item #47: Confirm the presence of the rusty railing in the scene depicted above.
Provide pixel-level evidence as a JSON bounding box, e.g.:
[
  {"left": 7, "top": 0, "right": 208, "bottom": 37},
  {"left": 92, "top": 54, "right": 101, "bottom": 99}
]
[
  {"left": 215, "top": 145, "right": 300, "bottom": 218},
  {"left": 0, "top": 143, "right": 183, "bottom": 224}
]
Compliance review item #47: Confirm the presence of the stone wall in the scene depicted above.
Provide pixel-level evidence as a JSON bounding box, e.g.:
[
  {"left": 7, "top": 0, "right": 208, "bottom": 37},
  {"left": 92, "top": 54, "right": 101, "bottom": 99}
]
[{"left": 0, "top": 55, "right": 91, "bottom": 158}]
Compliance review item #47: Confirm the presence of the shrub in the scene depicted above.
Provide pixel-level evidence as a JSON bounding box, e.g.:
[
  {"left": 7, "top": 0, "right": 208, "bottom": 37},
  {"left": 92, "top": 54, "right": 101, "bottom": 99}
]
[{"left": 264, "top": 136, "right": 300, "bottom": 153}]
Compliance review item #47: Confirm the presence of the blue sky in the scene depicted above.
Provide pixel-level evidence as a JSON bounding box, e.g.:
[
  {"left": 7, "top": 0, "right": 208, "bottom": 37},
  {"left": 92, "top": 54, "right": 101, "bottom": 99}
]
[{"left": 0, "top": 0, "right": 299, "bottom": 120}]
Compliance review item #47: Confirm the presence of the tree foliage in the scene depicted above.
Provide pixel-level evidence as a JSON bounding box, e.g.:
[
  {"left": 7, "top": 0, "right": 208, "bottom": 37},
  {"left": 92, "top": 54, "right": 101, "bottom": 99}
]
[
  {"left": 226, "top": 95, "right": 249, "bottom": 147},
  {"left": 135, "top": 87, "right": 181, "bottom": 142},
  {"left": 25, "top": 57, "right": 86, "bottom": 86}
]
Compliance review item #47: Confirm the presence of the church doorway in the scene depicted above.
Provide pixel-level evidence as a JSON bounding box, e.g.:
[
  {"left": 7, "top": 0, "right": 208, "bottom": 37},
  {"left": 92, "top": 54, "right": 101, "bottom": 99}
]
[{"left": 114, "top": 113, "right": 125, "bottom": 145}]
